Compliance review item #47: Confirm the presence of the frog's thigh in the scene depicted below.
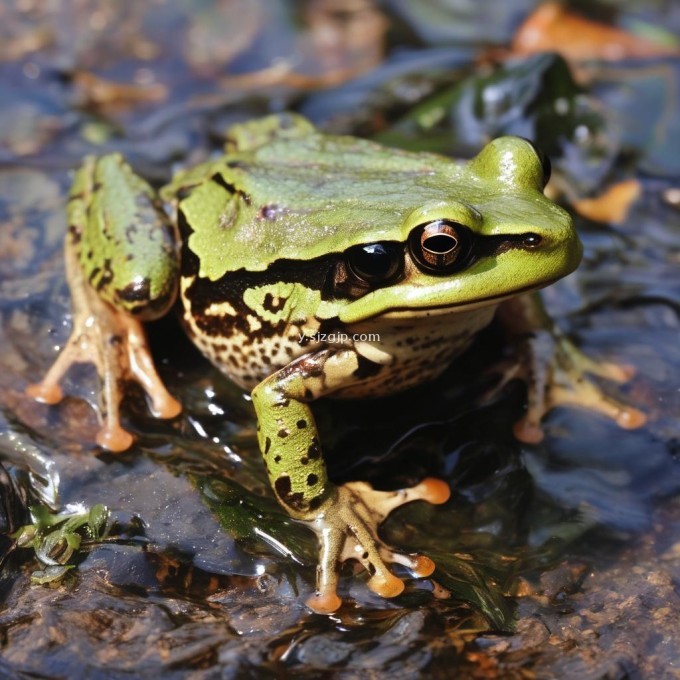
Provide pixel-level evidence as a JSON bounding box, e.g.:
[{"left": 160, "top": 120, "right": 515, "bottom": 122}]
[
  {"left": 251, "top": 348, "right": 359, "bottom": 518},
  {"left": 74, "top": 154, "right": 179, "bottom": 320}
]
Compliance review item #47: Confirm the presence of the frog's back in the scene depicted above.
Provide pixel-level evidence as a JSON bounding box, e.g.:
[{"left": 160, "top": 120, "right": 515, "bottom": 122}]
[{"left": 170, "top": 130, "right": 470, "bottom": 282}]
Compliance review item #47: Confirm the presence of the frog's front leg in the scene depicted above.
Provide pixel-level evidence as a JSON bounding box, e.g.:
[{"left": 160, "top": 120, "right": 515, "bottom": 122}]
[
  {"left": 251, "top": 348, "right": 450, "bottom": 614},
  {"left": 497, "top": 294, "right": 646, "bottom": 443},
  {"left": 27, "top": 155, "right": 181, "bottom": 451}
]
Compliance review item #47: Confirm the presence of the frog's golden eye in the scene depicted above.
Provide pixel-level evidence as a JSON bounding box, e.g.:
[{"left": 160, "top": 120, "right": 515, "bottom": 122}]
[
  {"left": 346, "top": 242, "right": 403, "bottom": 286},
  {"left": 408, "top": 220, "right": 472, "bottom": 274}
]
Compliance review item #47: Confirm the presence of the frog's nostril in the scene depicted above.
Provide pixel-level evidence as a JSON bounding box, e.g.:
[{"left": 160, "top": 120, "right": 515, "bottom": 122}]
[{"left": 523, "top": 233, "right": 542, "bottom": 248}]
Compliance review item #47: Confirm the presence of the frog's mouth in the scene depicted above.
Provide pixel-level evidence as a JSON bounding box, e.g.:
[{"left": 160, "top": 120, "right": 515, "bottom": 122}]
[{"left": 374, "top": 277, "right": 563, "bottom": 319}]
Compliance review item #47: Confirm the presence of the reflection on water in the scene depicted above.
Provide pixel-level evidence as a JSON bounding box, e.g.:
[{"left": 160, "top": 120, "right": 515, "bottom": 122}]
[{"left": 1, "top": 0, "right": 679, "bottom": 676}]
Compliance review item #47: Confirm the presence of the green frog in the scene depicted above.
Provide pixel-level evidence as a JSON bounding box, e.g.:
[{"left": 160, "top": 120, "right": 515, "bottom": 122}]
[{"left": 27, "top": 114, "right": 645, "bottom": 613}]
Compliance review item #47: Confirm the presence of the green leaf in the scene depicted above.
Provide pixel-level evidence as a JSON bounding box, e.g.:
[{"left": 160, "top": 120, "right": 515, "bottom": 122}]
[
  {"left": 428, "top": 550, "right": 515, "bottom": 631},
  {"left": 31, "top": 565, "right": 74, "bottom": 584},
  {"left": 87, "top": 504, "right": 109, "bottom": 539}
]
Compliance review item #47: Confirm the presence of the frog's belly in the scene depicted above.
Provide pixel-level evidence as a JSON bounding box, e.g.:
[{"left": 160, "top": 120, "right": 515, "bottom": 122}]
[
  {"left": 180, "top": 272, "right": 497, "bottom": 398},
  {"left": 331, "top": 306, "right": 497, "bottom": 398}
]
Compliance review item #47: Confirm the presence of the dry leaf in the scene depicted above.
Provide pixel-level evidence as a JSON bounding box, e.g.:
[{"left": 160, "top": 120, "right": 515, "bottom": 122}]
[
  {"left": 573, "top": 179, "right": 641, "bottom": 223},
  {"left": 513, "top": 2, "right": 678, "bottom": 63}
]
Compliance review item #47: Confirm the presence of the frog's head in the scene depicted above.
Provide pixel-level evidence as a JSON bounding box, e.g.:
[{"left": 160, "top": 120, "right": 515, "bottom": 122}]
[{"left": 334, "top": 137, "right": 582, "bottom": 324}]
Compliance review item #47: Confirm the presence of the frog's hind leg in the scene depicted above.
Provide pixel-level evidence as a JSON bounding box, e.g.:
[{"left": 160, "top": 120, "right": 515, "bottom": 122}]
[
  {"left": 27, "top": 243, "right": 181, "bottom": 452},
  {"left": 496, "top": 294, "right": 646, "bottom": 443}
]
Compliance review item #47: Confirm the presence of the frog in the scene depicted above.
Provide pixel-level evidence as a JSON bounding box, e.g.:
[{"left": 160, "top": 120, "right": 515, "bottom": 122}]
[{"left": 27, "top": 113, "right": 646, "bottom": 613}]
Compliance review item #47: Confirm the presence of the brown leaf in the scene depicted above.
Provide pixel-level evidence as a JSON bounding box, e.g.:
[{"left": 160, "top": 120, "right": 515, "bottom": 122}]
[
  {"left": 72, "top": 71, "right": 167, "bottom": 111},
  {"left": 573, "top": 179, "right": 641, "bottom": 224},
  {"left": 512, "top": 2, "right": 678, "bottom": 63}
]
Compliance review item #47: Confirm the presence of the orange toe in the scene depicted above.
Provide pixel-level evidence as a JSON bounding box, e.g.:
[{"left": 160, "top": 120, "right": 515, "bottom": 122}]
[
  {"left": 367, "top": 572, "right": 405, "bottom": 598},
  {"left": 418, "top": 478, "right": 450, "bottom": 505},
  {"left": 616, "top": 407, "right": 647, "bottom": 430},
  {"left": 513, "top": 419, "right": 544, "bottom": 444},
  {"left": 26, "top": 382, "right": 63, "bottom": 405},
  {"left": 412, "top": 555, "right": 436, "bottom": 578},
  {"left": 306, "top": 592, "right": 342, "bottom": 614},
  {"left": 96, "top": 426, "right": 134, "bottom": 452}
]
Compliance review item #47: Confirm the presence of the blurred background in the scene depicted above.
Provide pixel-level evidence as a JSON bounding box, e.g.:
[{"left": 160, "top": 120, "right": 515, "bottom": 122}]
[{"left": 1, "top": 1, "right": 679, "bottom": 677}]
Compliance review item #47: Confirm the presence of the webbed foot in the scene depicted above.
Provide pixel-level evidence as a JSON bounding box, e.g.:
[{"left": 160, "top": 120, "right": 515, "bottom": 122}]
[
  {"left": 303, "top": 477, "right": 450, "bottom": 614},
  {"left": 27, "top": 248, "right": 180, "bottom": 451},
  {"left": 496, "top": 327, "right": 646, "bottom": 444}
]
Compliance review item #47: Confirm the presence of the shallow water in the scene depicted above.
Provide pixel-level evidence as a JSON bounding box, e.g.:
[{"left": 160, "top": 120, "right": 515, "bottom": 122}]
[{"left": 1, "top": 1, "right": 679, "bottom": 677}]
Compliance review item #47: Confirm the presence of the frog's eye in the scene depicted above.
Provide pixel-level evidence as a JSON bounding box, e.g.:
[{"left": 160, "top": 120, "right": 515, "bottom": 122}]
[
  {"left": 408, "top": 220, "right": 472, "bottom": 274},
  {"left": 346, "top": 242, "right": 403, "bottom": 285},
  {"left": 523, "top": 139, "right": 552, "bottom": 188}
]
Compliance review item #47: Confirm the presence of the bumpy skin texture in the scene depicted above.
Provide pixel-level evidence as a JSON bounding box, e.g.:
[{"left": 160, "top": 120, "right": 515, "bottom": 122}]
[{"left": 28, "top": 114, "right": 644, "bottom": 613}]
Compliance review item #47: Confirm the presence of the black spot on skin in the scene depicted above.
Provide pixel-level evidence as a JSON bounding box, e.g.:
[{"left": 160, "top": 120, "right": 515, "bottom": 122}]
[
  {"left": 68, "top": 224, "right": 82, "bottom": 244},
  {"left": 274, "top": 475, "right": 306, "bottom": 511},
  {"left": 278, "top": 428, "right": 289, "bottom": 438},
  {"left": 308, "top": 497, "right": 322, "bottom": 511},
  {"left": 117, "top": 278, "right": 151, "bottom": 304},
  {"left": 94, "top": 258, "right": 114, "bottom": 292},
  {"left": 264, "top": 437, "right": 271, "bottom": 454},
  {"left": 362, "top": 552, "right": 368, "bottom": 559},
  {"left": 274, "top": 475, "right": 291, "bottom": 498},
  {"left": 89, "top": 266, "right": 100, "bottom": 284},
  {"left": 92, "top": 181, "right": 103, "bottom": 192},
  {"left": 368, "top": 563, "right": 376, "bottom": 576},
  {"left": 296, "top": 419, "right": 307, "bottom": 429},
  {"left": 307, "top": 474, "right": 318, "bottom": 486},
  {"left": 263, "top": 292, "right": 286, "bottom": 314},
  {"left": 124, "top": 222, "right": 139, "bottom": 245},
  {"left": 211, "top": 172, "right": 252, "bottom": 205},
  {"left": 274, "top": 455, "right": 281, "bottom": 463},
  {"left": 307, "top": 438, "right": 321, "bottom": 460},
  {"left": 304, "top": 388, "right": 314, "bottom": 400},
  {"left": 300, "top": 456, "right": 309, "bottom": 465},
  {"left": 176, "top": 187, "right": 192, "bottom": 201}
]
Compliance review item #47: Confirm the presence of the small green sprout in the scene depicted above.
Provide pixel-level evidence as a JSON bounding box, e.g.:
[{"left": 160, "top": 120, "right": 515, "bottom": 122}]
[{"left": 11, "top": 503, "right": 110, "bottom": 584}]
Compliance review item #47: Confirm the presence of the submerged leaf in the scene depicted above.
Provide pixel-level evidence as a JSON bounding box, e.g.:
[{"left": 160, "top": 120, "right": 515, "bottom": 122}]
[
  {"left": 430, "top": 550, "right": 514, "bottom": 630},
  {"left": 196, "top": 476, "right": 317, "bottom": 564},
  {"left": 31, "top": 564, "right": 74, "bottom": 585}
]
